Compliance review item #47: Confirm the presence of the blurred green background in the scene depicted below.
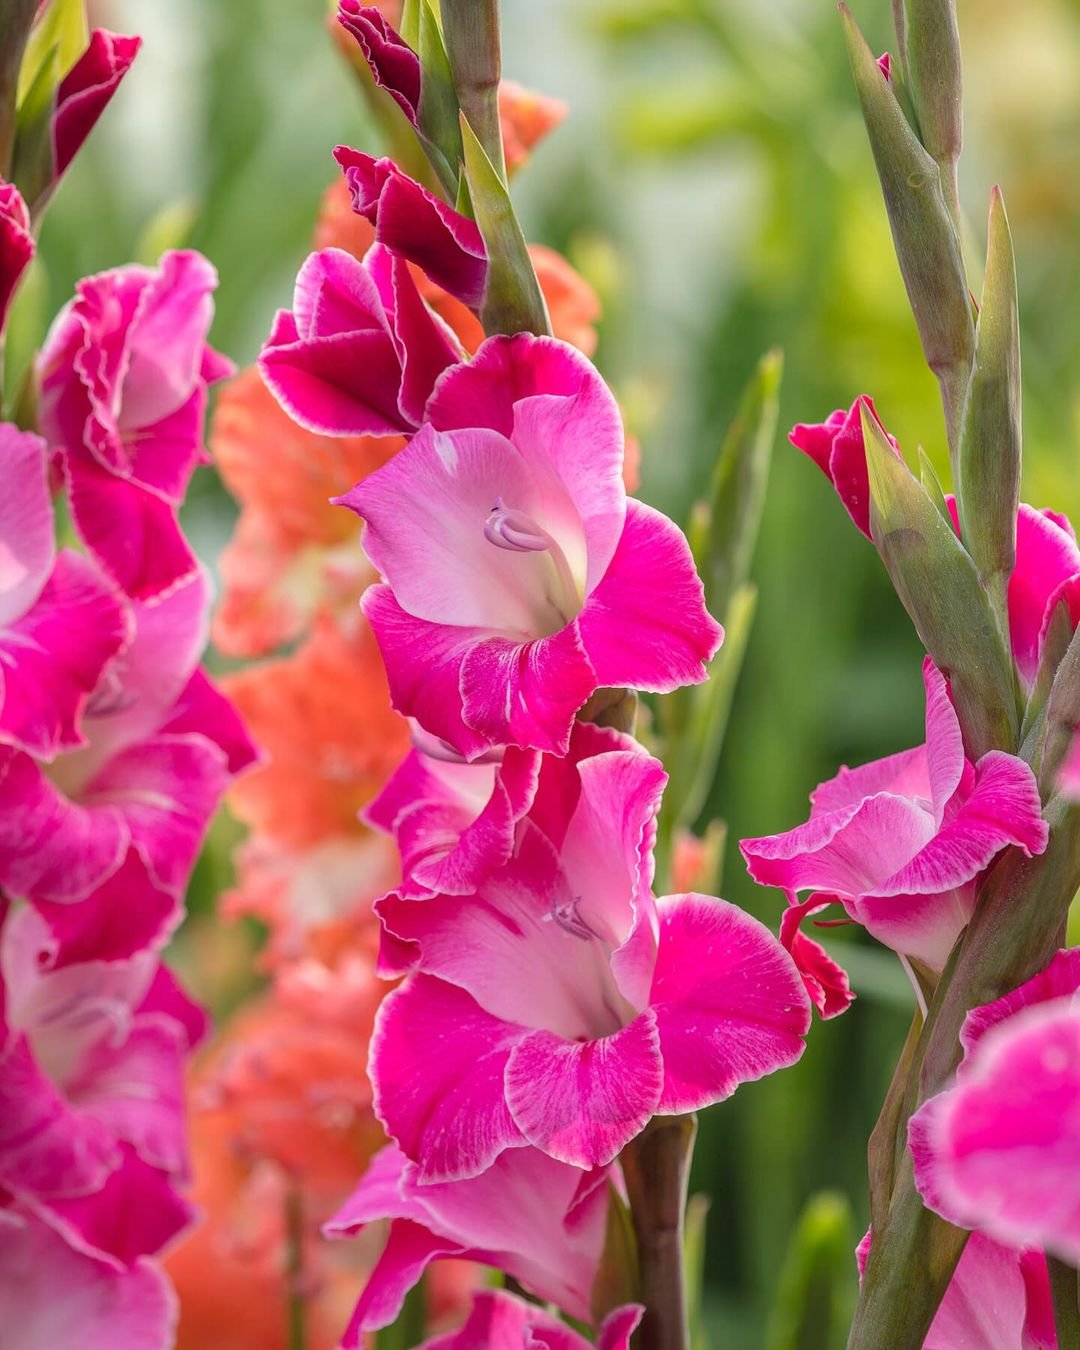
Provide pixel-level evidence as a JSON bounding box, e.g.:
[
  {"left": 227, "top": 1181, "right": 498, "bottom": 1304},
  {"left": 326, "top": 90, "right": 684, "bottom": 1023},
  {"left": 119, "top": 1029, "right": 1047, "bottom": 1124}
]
[{"left": 28, "top": 0, "right": 1080, "bottom": 1343}]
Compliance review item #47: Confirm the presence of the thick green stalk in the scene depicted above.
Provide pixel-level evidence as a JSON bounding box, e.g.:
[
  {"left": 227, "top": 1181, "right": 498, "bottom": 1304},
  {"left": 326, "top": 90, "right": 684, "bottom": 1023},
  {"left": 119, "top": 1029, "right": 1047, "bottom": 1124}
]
[
  {"left": 441, "top": 0, "right": 506, "bottom": 183},
  {"left": 621, "top": 1116, "right": 697, "bottom": 1350}
]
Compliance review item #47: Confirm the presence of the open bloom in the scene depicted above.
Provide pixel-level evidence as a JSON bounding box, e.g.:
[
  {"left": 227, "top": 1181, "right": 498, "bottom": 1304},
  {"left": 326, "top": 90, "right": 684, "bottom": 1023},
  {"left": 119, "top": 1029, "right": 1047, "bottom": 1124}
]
[
  {"left": 0, "top": 569, "right": 256, "bottom": 956},
  {"left": 0, "top": 904, "right": 204, "bottom": 1268},
  {"left": 259, "top": 244, "right": 461, "bottom": 439},
  {"left": 339, "top": 334, "right": 722, "bottom": 758},
  {"left": 0, "top": 424, "right": 128, "bottom": 760},
  {"left": 0, "top": 1206, "right": 177, "bottom": 1350},
  {"left": 325, "top": 1141, "right": 617, "bottom": 1340},
  {"left": 910, "top": 948, "right": 1080, "bottom": 1265},
  {"left": 0, "top": 182, "right": 33, "bottom": 333},
  {"left": 789, "top": 396, "right": 900, "bottom": 539},
  {"left": 334, "top": 148, "right": 488, "bottom": 306},
  {"left": 420, "top": 1290, "right": 642, "bottom": 1350},
  {"left": 741, "top": 659, "right": 1047, "bottom": 973},
  {"left": 372, "top": 726, "right": 808, "bottom": 1175},
  {"left": 37, "top": 250, "right": 233, "bottom": 599}
]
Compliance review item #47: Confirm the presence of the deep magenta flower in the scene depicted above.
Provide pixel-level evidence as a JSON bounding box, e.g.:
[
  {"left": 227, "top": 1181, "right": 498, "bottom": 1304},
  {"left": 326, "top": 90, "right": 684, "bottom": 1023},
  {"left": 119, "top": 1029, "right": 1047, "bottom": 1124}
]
[
  {"left": 37, "top": 250, "right": 233, "bottom": 600},
  {"left": 0, "top": 1206, "right": 177, "bottom": 1350},
  {"left": 370, "top": 727, "right": 809, "bottom": 1176},
  {"left": 0, "top": 425, "right": 128, "bottom": 761},
  {"left": 334, "top": 147, "right": 487, "bottom": 306},
  {"left": 259, "top": 243, "right": 461, "bottom": 439},
  {"left": 420, "top": 1291, "right": 642, "bottom": 1350},
  {"left": 788, "top": 396, "right": 900, "bottom": 539},
  {"left": 1007, "top": 503, "right": 1080, "bottom": 687},
  {"left": 338, "top": 335, "right": 724, "bottom": 758},
  {"left": 337, "top": 2, "right": 421, "bottom": 127},
  {"left": 52, "top": 31, "right": 142, "bottom": 183},
  {"left": 0, "top": 569, "right": 257, "bottom": 957},
  {"left": 325, "top": 1141, "right": 618, "bottom": 1341},
  {"left": 0, "top": 905, "right": 204, "bottom": 1270},
  {"left": 910, "top": 948, "right": 1080, "bottom": 1265},
  {"left": 742, "top": 659, "right": 1047, "bottom": 973},
  {"left": 0, "top": 182, "right": 33, "bottom": 334}
]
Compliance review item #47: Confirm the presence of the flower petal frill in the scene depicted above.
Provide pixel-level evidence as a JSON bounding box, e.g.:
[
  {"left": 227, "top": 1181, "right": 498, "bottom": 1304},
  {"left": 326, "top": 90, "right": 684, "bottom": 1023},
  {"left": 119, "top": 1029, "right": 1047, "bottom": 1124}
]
[
  {"left": 339, "top": 334, "right": 723, "bottom": 759},
  {"left": 418, "top": 1290, "right": 643, "bottom": 1350}
]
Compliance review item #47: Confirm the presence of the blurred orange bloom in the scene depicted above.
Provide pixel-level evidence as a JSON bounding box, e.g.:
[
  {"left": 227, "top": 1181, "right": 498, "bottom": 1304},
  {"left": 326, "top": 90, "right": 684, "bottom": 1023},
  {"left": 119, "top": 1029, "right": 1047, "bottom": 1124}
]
[
  {"left": 499, "top": 79, "right": 567, "bottom": 175},
  {"left": 213, "top": 367, "right": 402, "bottom": 658}
]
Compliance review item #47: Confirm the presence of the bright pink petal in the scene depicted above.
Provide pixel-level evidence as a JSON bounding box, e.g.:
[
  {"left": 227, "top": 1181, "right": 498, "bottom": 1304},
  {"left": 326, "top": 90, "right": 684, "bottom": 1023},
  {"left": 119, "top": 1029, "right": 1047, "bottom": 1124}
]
[
  {"left": 460, "top": 625, "right": 597, "bottom": 756},
  {"left": 338, "top": 1, "right": 421, "bottom": 124},
  {"left": 809, "top": 747, "right": 929, "bottom": 817},
  {"left": 961, "top": 947, "right": 1080, "bottom": 1059},
  {"left": 0, "top": 550, "right": 129, "bottom": 759},
  {"left": 0, "top": 184, "right": 33, "bottom": 335},
  {"left": 779, "top": 899, "right": 855, "bottom": 1020},
  {"left": 370, "top": 975, "right": 527, "bottom": 1182},
  {"left": 361, "top": 586, "right": 493, "bottom": 759},
  {"left": 1010, "top": 504, "right": 1080, "bottom": 686},
  {"left": 577, "top": 499, "right": 723, "bottom": 692},
  {"left": 157, "top": 668, "right": 259, "bottom": 776},
  {"left": 650, "top": 894, "right": 810, "bottom": 1111},
  {"left": 921, "top": 658, "right": 967, "bottom": 822},
  {"left": 505, "top": 1013, "right": 663, "bottom": 1166},
  {"left": 0, "top": 1208, "right": 177, "bottom": 1350},
  {"left": 598, "top": 1305, "right": 647, "bottom": 1350},
  {"left": 337, "top": 1220, "right": 463, "bottom": 1343},
  {"left": 911, "top": 1001, "right": 1080, "bottom": 1263},
  {"left": 924, "top": 1234, "right": 1050, "bottom": 1350},
  {"left": 0, "top": 425, "right": 53, "bottom": 627},
  {"left": 789, "top": 397, "right": 899, "bottom": 539},
  {"left": 53, "top": 31, "right": 142, "bottom": 178}
]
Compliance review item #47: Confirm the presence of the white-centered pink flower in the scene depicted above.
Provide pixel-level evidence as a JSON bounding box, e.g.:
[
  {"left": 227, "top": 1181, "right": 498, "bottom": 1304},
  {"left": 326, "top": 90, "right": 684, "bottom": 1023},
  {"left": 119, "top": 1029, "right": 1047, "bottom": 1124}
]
[{"left": 338, "top": 334, "right": 723, "bottom": 758}]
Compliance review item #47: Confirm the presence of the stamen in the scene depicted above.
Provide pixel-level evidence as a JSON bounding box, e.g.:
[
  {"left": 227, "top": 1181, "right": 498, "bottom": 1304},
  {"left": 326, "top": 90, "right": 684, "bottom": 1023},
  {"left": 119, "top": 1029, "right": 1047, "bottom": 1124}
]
[
  {"left": 484, "top": 496, "right": 552, "bottom": 553},
  {"left": 85, "top": 665, "right": 137, "bottom": 718},
  {"left": 545, "top": 894, "right": 599, "bottom": 942}
]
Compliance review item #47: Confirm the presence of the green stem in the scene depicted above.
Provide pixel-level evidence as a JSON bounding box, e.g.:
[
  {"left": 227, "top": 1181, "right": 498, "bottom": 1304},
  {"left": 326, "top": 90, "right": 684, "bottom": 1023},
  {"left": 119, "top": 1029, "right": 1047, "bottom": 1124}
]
[
  {"left": 441, "top": 0, "right": 506, "bottom": 183},
  {"left": 621, "top": 1115, "right": 697, "bottom": 1350},
  {"left": 1049, "top": 1256, "right": 1080, "bottom": 1350},
  {"left": 285, "top": 1187, "right": 307, "bottom": 1350}
]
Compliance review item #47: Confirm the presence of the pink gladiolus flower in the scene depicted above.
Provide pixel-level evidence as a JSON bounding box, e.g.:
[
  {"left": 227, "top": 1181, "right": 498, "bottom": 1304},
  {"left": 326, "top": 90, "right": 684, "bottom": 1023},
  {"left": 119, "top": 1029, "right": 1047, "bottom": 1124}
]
[
  {"left": 789, "top": 396, "right": 900, "bottom": 539},
  {"left": 371, "top": 725, "right": 809, "bottom": 1175},
  {"left": 338, "top": 335, "right": 724, "bottom": 758},
  {"left": 259, "top": 243, "right": 461, "bottom": 439},
  {"left": 0, "top": 1206, "right": 178, "bottom": 1350},
  {"left": 37, "top": 250, "right": 233, "bottom": 600},
  {"left": 0, "top": 424, "right": 128, "bottom": 760},
  {"left": 0, "top": 568, "right": 257, "bottom": 956},
  {"left": 0, "top": 905, "right": 205, "bottom": 1267},
  {"left": 857, "top": 1229, "right": 1055, "bottom": 1350},
  {"left": 324, "top": 1141, "right": 617, "bottom": 1340},
  {"left": 337, "top": 2, "right": 421, "bottom": 126},
  {"left": 910, "top": 948, "right": 1080, "bottom": 1265},
  {"left": 741, "top": 658, "right": 1048, "bottom": 972},
  {"left": 52, "top": 31, "right": 141, "bottom": 183},
  {"left": 1007, "top": 504, "right": 1080, "bottom": 687},
  {"left": 419, "top": 1290, "right": 643, "bottom": 1350},
  {"left": 0, "top": 182, "right": 33, "bottom": 333},
  {"left": 334, "top": 148, "right": 487, "bottom": 306}
]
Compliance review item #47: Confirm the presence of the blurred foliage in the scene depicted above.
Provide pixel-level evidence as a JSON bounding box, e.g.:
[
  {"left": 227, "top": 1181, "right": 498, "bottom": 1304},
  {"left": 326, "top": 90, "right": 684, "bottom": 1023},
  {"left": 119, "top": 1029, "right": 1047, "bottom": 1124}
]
[{"left": 32, "top": 0, "right": 1080, "bottom": 1342}]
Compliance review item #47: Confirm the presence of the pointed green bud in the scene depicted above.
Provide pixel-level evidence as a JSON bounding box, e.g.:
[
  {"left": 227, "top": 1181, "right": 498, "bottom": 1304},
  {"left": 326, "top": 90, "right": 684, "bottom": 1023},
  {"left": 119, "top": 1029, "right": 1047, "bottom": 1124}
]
[
  {"left": 16, "top": 0, "right": 87, "bottom": 106},
  {"left": 917, "top": 446, "right": 952, "bottom": 524},
  {"left": 0, "top": 0, "right": 39, "bottom": 176},
  {"left": 898, "top": 0, "right": 963, "bottom": 184},
  {"left": 956, "top": 188, "right": 1021, "bottom": 598},
  {"left": 416, "top": 1, "right": 463, "bottom": 198},
  {"left": 863, "top": 404, "right": 1017, "bottom": 757},
  {"left": 459, "top": 114, "right": 550, "bottom": 338},
  {"left": 840, "top": 5, "right": 974, "bottom": 457}
]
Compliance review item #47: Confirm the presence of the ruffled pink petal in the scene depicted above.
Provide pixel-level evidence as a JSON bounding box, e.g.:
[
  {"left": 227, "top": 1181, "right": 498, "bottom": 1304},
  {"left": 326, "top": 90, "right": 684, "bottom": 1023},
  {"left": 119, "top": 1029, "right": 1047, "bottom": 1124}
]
[
  {"left": 0, "top": 550, "right": 129, "bottom": 759},
  {"left": 64, "top": 452, "right": 198, "bottom": 600},
  {"left": 924, "top": 1234, "right": 1051, "bottom": 1350},
  {"left": 337, "top": 1219, "right": 464, "bottom": 1344},
  {"left": 52, "top": 31, "right": 142, "bottom": 179},
  {"left": 370, "top": 975, "right": 527, "bottom": 1182},
  {"left": 460, "top": 625, "right": 597, "bottom": 756},
  {"left": 0, "top": 184, "right": 33, "bottom": 335},
  {"left": 157, "top": 668, "right": 259, "bottom": 775},
  {"left": 577, "top": 499, "right": 723, "bottom": 692},
  {"left": 335, "top": 149, "right": 487, "bottom": 305},
  {"left": 921, "top": 659, "right": 967, "bottom": 822},
  {"left": 0, "top": 425, "right": 52, "bottom": 628},
  {"left": 789, "top": 397, "right": 899, "bottom": 539},
  {"left": 361, "top": 586, "right": 492, "bottom": 759},
  {"left": 134, "top": 964, "right": 208, "bottom": 1052},
  {"left": 1010, "top": 504, "right": 1080, "bottom": 686},
  {"left": 650, "top": 894, "right": 810, "bottom": 1111},
  {"left": 419, "top": 1291, "right": 642, "bottom": 1350},
  {"left": 779, "top": 899, "right": 855, "bottom": 1020},
  {"left": 598, "top": 1304, "right": 647, "bottom": 1350},
  {"left": 0, "top": 1208, "right": 177, "bottom": 1350},
  {"left": 911, "top": 1001, "right": 1080, "bottom": 1263},
  {"left": 338, "top": 1, "right": 421, "bottom": 124},
  {"left": 426, "top": 333, "right": 597, "bottom": 439},
  {"left": 809, "top": 747, "right": 930, "bottom": 817},
  {"left": 504, "top": 1013, "right": 663, "bottom": 1166},
  {"left": 960, "top": 947, "right": 1080, "bottom": 1060}
]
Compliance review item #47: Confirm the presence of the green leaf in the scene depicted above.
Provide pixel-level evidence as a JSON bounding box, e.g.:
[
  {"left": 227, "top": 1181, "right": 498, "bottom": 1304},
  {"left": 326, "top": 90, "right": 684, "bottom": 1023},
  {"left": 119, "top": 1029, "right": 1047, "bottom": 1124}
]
[
  {"left": 459, "top": 113, "right": 549, "bottom": 337},
  {"left": 956, "top": 188, "right": 1021, "bottom": 595},
  {"left": 863, "top": 404, "right": 1018, "bottom": 758},
  {"left": 398, "top": 0, "right": 422, "bottom": 51},
  {"left": 917, "top": 446, "right": 951, "bottom": 524},
  {"left": 840, "top": 5, "right": 974, "bottom": 458},
  {"left": 16, "top": 0, "right": 87, "bottom": 106},
  {"left": 765, "top": 1192, "right": 857, "bottom": 1350},
  {"left": 416, "top": 0, "right": 462, "bottom": 198},
  {"left": 10, "top": 44, "right": 59, "bottom": 213}
]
